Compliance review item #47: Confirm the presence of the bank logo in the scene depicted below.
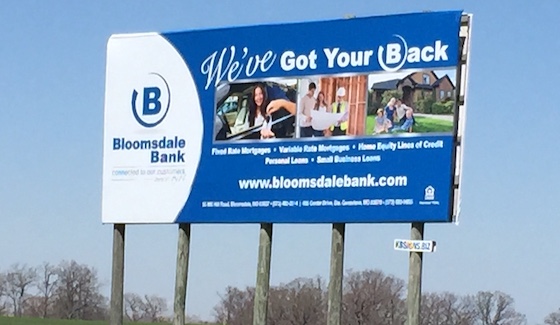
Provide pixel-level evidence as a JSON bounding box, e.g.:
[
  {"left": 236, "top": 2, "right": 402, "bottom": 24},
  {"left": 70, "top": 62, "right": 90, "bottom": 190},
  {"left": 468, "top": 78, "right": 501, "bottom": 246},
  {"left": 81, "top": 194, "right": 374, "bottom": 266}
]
[
  {"left": 424, "top": 186, "right": 435, "bottom": 201},
  {"left": 131, "top": 73, "right": 171, "bottom": 128},
  {"left": 377, "top": 34, "right": 449, "bottom": 72}
]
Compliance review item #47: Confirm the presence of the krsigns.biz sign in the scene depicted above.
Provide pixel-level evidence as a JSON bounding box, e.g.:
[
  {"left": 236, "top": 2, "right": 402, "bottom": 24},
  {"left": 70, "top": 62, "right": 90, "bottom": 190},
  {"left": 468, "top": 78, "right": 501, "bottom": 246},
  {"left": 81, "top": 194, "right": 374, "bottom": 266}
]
[{"left": 102, "top": 10, "right": 471, "bottom": 224}]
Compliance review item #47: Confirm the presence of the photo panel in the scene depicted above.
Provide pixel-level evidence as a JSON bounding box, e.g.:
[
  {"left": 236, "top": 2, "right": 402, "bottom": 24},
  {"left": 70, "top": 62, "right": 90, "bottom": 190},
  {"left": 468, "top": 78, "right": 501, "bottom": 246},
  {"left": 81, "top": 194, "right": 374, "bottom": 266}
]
[
  {"left": 295, "top": 74, "right": 369, "bottom": 139},
  {"left": 366, "top": 67, "right": 457, "bottom": 136},
  {"left": 214, "top": 78, "right": 298, "bottom": 142}
]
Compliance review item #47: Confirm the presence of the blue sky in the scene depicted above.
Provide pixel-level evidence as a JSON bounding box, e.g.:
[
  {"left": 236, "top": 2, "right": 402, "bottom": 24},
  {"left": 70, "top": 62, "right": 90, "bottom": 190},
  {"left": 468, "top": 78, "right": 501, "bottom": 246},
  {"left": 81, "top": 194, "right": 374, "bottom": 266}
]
[{"left": 1, "top": 0, "right": 560, "bottom": 323}]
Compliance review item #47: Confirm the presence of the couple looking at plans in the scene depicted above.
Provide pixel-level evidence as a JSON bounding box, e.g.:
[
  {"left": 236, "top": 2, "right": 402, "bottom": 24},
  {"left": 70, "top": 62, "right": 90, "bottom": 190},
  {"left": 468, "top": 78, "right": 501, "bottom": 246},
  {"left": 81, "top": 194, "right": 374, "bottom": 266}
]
[{"left": 299, "top": 82, "right": 349, "bottom": 138}]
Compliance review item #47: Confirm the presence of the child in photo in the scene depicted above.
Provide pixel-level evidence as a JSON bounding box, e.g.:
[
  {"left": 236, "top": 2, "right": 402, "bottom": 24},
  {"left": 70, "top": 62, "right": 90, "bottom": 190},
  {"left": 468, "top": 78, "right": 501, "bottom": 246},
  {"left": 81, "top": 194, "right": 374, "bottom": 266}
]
[{"left": 374, "top": 108, "right": 391, "bottom": 134}]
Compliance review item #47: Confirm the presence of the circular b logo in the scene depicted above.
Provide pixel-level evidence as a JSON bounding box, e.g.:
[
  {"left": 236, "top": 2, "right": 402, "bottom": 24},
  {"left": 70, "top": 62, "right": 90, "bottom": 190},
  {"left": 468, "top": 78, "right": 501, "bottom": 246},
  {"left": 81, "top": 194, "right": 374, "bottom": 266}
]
[
  {"left": 377, "top": 34, "right": 408, "bottom": 72},
  {"left": 131, "top": 73, "right": 171, "bottom": 127}
]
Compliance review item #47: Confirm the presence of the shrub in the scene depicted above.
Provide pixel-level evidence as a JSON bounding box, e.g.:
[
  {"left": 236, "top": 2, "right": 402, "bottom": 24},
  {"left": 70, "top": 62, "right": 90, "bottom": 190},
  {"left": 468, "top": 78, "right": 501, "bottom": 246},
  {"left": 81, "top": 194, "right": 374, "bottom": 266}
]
[
  {"left": 416, "top": 97, "right": 436, "bottom": 113},
  {"left": 431, "top": 100, "right": 455, "bottom": 114}
]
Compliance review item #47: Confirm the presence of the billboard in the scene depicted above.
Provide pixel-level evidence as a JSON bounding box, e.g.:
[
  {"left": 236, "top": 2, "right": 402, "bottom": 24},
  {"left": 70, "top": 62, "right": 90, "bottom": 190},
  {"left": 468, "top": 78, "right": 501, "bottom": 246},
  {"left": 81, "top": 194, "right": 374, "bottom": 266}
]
[{"left": 102, "top": 11, "right": 472, "bottom": 224}]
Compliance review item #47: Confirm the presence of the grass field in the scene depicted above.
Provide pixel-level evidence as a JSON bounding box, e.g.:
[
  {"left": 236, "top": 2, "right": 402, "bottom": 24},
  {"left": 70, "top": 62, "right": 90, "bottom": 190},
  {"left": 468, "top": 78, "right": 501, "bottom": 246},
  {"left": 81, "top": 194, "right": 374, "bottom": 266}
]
[
  {"left": 0, "top": 317, "right": 112, "bottom": 325},
  {"left": 365, "top": 115, "right": 453, "bottom": 135},
  {"left": 0, "top": 316, "right": 209, "bottom": 325}
]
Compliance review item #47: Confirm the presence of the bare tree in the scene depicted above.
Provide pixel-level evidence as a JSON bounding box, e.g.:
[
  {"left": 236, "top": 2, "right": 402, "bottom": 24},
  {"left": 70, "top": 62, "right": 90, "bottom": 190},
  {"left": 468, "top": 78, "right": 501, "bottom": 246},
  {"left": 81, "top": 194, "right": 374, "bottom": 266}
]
[
  {"left": 0, "top": 272, "right": 9, "bottom": 316},
  {"left": 0, "top": 301, "right": 9, "bottom": 317},
  {"left": 52, "top": 260, "right": 107, "bottom": 320},
  {"left": 456, "top": 295, "right": 479, "bottom": 325},
  {"left": 35, "top": 262, "right": 58, "bottom": 318},
  {"left": 186, "top": 313, "right": 203, "bottom": 323},
  {"left": 545, "top": 308, "right": 560, "bottom": 325},
  {"left": 267, "top": 277, "right": 326, "bottom": 325},
  {"left": 124, "top": 292, "right": 144, "bottom": 322},
  {"left": 0, "top": 272, "right": 4, "bottom": 295},
  {"left": 421, "top": 292, "right": 448, "bottom": 325},
  {"left": 473, "top": 291, "right": 526, "bottom": 325},
  {"left": 124, "top": 292, "right": 169, "bottom": 323},
  {"left": 213, "top": 286, "right": 254, "bottom": 325},
  {"left": 420, "top": 292, "right": 476, "bottom": 325},
  {"left": 4, "top": 263, "right": 37, "bottom": 317},
  {"left": 22, "top": 296, "right": 43, "bottom": 318},
  {"left": 141, "top": 294, "right": 168, "bottom": 322},
  {"left": 267, "top": 285, "right": 290, "bottom": 325},
  {"left": 342, "top": 269, "right": 406, "bottom": 325}
]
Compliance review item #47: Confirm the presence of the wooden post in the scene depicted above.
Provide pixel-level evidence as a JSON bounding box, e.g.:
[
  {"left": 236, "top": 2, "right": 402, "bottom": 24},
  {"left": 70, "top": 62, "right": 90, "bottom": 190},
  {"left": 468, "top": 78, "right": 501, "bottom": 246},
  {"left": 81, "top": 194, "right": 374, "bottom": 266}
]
[
  {"left": 327, "top": 223, "right": 345, "bottom": 325},
  {"left": 407, "top": 222, "right": 424, "bottom": 325},
  {"left": 252, "top": 223, "right": 273, "bottom": 325},
  {"left": 174, "top": 223, "right": 191, "bottom": 325},
  {"left": 110, "top": 224, "right": 125, "bottom": 325}
]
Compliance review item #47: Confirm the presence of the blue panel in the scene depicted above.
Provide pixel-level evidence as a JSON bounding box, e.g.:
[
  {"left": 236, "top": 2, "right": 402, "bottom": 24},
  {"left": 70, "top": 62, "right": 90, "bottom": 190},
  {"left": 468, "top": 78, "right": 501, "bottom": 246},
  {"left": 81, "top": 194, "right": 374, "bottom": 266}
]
[{"left": 160, "top": 10, "right": 463, "bottom": 223}]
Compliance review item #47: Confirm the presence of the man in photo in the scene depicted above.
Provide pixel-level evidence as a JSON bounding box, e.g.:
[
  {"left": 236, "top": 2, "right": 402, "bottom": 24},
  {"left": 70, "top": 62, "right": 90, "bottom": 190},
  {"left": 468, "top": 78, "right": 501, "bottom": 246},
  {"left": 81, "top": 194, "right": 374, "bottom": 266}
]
[
  {"left": 299, "top": 82, "right": 316, "bottom": 138},
  {"left": 392, "top": 108, "right": 415, "bottom": 133},
  {"left": 395, "top": 98, "right": 410, "bottom": 125},
  {"left": 330, "top": 87, "right": 349, "bottom": 136},
  {"left": 394, "top": 98, "right": 416, "bottom": 128}
]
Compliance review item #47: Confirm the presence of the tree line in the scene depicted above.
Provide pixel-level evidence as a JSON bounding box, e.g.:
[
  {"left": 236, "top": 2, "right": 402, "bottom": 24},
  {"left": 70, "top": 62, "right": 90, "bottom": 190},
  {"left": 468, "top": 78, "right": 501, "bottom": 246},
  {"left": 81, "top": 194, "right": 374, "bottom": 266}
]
[
  {"left": 2, "top": 261, "right": 560, "bottom": 325},
  {"left": 0, "top": 260, "right": 175, "bottom": 322},
  {"left": 213, "top": 269, "right": 560, "bottom": 325}
]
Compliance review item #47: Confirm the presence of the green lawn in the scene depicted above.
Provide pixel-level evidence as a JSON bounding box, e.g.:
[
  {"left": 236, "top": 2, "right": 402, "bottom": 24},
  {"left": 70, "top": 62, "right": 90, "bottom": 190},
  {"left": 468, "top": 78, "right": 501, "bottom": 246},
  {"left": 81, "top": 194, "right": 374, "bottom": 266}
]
[
  {"left": 365, "top": 115, "right": 453, "bottom": 135},
  {"left": 0, "top": 316, "right": 210, "bottom": 325},
  {"left": 0, "top": 317, "right": 110, "bottom": 325}
]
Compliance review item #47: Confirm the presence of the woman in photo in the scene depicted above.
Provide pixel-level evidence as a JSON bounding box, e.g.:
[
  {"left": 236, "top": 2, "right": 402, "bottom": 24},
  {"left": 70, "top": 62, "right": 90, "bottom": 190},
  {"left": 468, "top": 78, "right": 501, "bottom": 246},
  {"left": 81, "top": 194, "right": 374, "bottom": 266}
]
[
  {"left": 248, "top": 83, "right": 296, "bottom": 139},
  {"left": 311, "top": 91, "right": 329, "bottom": 137},
  {"left": 384, "top": 97, "right": 397, "bottom": 129},
  {"left": 248, "top": 83, "right": 268, "bottom": 128},
  {"left": 314, "top": 91, "right": 329, "bottom": 112}
]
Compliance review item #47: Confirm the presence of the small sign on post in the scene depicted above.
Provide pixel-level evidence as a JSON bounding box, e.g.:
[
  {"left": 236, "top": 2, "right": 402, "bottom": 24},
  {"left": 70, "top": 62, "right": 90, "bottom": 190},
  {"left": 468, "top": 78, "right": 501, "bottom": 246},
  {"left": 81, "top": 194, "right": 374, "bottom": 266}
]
[{"left": 394, "top": 239, "right": 436, "bottom": 253}]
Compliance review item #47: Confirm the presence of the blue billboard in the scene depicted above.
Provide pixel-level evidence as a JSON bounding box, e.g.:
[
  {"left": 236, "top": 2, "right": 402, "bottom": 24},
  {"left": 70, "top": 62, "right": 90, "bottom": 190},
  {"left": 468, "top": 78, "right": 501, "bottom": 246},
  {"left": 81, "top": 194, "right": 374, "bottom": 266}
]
[{"left": 102, "top": 10, "right": 468, "bottom": 224}]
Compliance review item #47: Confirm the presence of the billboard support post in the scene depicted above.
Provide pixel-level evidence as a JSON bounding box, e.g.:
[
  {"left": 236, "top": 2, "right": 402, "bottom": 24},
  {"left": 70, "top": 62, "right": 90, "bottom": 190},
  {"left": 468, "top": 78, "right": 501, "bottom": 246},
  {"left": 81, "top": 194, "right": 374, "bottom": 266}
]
[
  {"left": 406, "top": 222, "right": 424, "bottom": 325},
  {"left": 253, "top": 223, "right": 273, "bottom": 325},
  {"left": 327, "top": 223, "right": 345, "bottom": 325},
  {"left": 110, "top": 224, "right": 125, "bottom": 325},
  {"left": 173, "top": 223, "right": 191, "bottom": 325}
]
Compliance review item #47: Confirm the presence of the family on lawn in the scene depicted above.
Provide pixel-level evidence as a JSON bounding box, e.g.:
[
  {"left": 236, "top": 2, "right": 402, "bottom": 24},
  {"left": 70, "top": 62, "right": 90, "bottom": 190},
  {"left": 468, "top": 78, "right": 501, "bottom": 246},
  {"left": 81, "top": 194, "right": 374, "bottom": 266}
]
[{"left": 374, "top": 97, "right": 415, "bottom": 134}]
